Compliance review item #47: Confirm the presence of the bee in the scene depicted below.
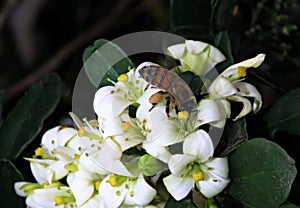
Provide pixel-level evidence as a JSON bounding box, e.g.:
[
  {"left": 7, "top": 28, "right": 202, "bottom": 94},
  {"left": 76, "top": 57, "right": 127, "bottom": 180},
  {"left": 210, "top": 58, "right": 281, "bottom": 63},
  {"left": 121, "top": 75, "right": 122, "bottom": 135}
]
[{"left": 138, "top": 65, "right": 196, "bottom": 116}]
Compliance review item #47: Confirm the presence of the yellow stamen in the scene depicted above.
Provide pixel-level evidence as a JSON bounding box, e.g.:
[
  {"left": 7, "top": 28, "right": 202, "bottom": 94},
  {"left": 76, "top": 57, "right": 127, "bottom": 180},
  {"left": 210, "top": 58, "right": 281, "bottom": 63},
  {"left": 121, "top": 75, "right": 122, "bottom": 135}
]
[
  {"left": 178, "top": 111, "right": 189, "bottom": 120},
  {"left": 55, "top": 196, "right": 64, "bottom": 205},
  {"left": 238, "top": 66, "right": 247, "bottom": 77},
  {"left": 78, "top": 127, "right": 86, "bottom": 137},
  {"left": 42, "top": 183, "right": 49, "bottom": 188},
  {"left": 121, "top": 122, "right": 131, "bottom": 131},
  {"left": 73, "top": 154, "right": 80, "bottom": 160},
  {"left": 109, "top": 175, "right": 118, "bottom": 187},
  {"left": 34, "top": 147, "right": 43, "bottom": 156},
  {"left": 117, "top": 74, "right": 128, "bottom": 82},
  {"left": 95, "top": 180, "right": 101, "bottom": 191},
  {"left": 193, "top": 171, "right": 205, "bottom": 181}
]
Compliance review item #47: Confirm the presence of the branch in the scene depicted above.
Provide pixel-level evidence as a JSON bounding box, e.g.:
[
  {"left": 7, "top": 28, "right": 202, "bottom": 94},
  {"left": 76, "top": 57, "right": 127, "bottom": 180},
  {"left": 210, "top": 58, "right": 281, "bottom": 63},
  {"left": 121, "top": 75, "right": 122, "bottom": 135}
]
[{"left": 4, "top": 0, "right": 133, "bottom": 102}]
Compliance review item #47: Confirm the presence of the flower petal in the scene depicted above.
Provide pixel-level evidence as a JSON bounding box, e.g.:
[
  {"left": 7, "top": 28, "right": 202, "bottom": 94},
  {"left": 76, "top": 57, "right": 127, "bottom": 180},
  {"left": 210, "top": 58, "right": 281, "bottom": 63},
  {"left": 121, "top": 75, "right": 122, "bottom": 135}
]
[
  {"left": 202, "top": 157, "right": 229, "bottom": 179},
  {"left": 168, "top": 154, "right": 195, "bottom": 176},
  {"left": 183, "top": 130, "right": 214, "bottom": 162},
  {"left": 227, "top": 95, "right": 252, "bottom": 120},
  {"left": 167, "top": 43, "right": 186, "bottom": 59},
  {"left": 128, "top": 176, "right": 157, "bottom": 206},
  {"left": 163, "top": 174, "right": 194, "bottom": 201},
  {"left": 234, "top": 82, "right": 262, "bottom": 113},
  {"left": 196, "top": 174, "right": 230, "bottom": 198},
  {"left": 185, "top": 40, "right": 207, "bottom": 54},
  {"left": 208, "top": 76, "right": 237, "bottom": 99},
  {"left": 143, "top": 141, "right": 171, "bottom": 163},
  {"left": 221, "top": 54, "right": 265, "bottom": 78}
]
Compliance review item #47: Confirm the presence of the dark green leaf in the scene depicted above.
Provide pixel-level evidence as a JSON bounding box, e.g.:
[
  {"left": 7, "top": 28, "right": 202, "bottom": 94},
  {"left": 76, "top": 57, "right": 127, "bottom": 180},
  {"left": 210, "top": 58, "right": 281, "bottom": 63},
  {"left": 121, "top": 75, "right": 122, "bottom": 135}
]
[
  {"left": 170, "top": 0, "right": 211, "bottom": 40},
  {"left": 280, "top": 202, "right": 300, "bottom": 208},
  {"left": 165, "top": 196, "right": 196, "bottom": 208},
  {"left": 221, "top": 118, "right": 248, "bottom": 156},
  {"left": 0, "top": 89, "right": 4, "bottom": 121},
  {"left": 0, "top": 160, "right": 24, "bottom": 208},
  {"left": 82, "top": 39, "right": 135, "bottom": 88},
  {"left": 211, "top": 0, "right": 238, "bottom": 32},
  {"left": 213, "top": 31, "right": 234, "bottom": 72},
  {"left": 0, "top": 74, "right": 63, "bottom": 160},
  {"left": 264, "top": 87, "right": 300, "bottom": 137},
  {"left": 228, "top": 138, "right": 297, "bottom": 208}
]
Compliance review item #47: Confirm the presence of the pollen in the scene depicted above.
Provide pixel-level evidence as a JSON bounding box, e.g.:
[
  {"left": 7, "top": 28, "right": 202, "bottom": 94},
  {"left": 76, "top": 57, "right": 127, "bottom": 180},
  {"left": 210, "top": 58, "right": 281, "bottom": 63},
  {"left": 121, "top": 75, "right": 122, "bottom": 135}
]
[
  {"left": 117, "top": 74, "right": 128, "bottom": 82},
  {"left": 121, "top": 122, "right": 131, "bottom": 131},
  {"left": 149, "top": 93, "right": 162, "bottom": 104},
  {"left": 73, "top": 154, "right": 80, "bottom": 160},
  {"left": 95, "top": 180, "right": 101, "bottom": 191},
  {"left": 129, "top": 191, "right": 134, "bottom": 197},
  {"left": 193, "top": 171, "right": 205, "bottom": 181},
  {"left": 34, "top": 147, "right": 43, "bottom": 156},
  {"left": 238, "top": 66, "right": 247, "bottom": 77},
  {"left": 116, "top": 190, "right": 121, "bottom": 196},
  {"left": 178, "top": 111, "right": 189, "bottom": 120},
  {"left": 55, "top": 196, "right": 64, "bottom": 205},
  {"left": 78, "top": 127, "right": 86, "bottom": 137},
  {"left": 109, "top": 175, "right": 118, "bottom": 187}
]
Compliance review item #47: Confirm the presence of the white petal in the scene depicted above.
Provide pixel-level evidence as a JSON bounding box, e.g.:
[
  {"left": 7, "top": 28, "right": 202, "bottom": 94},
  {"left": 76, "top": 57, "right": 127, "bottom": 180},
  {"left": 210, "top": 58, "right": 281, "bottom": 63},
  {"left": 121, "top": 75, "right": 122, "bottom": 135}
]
[
  {"left": 227, "top": 95, "right": 252, "bottom": 120},
  {"left": 147, "top": 107, "right": 185, "bottom": 146},
  {"left": 168, "top": 154, "right": 195, "bottom": 176},
  {"left": 93, "top": 86, "right": 115, "bottom": 117},
  {"left": 14, "top": 182, "right": 32, "bottom": 197},
  {"left": 78, "top": 151, "right": 109, "bottom": 175},
  {"left": 56, "top": 127, "right": 77, "bottom": 146},
  {"left": 208, "top": 45, "right": 226, "bottom": 63},
  {"left": 234, "top": 82, "right": 262, "bottom": 113},
  {"left": 163, "top": 174, "right": 194, "bottom": 201},
  {"left": 185, "top": 40, "right": 208, "bottom": 54},
  {"left": 98, "top": 175, "right": 128, "bottom": 207},
  {"left": 30, "top": 162, "right": 50, "bottom": 184},
  {"left": 136, "top": 62, "right": 161, "bottom": 71},
  {"left": 130, "top": 176, "right": 157, "bottom": 206},
  {"left": 221, "top": 54, "right": 265, "bottom": 78},
  {"left": 143, "top": 142, "right": 171, "bottom": 163},
  {"left": 208, "top": 77, "right": 237, "bottom": 99},
  {"left": 47, "top": 160, "right": 69, "bottom": 181},
  {"left": 183, "top": 130, "right": 214, "bottom": 162},
  {"left": 67, "top": 171, "right": 96, "bottom": 206},
  {"left": 197, "top": 174, "right": 230, "bottom": 198},
  {"left": 167, "top": 44, "right": 186, "bottom": 59},
  {"left": 196, "top": 99, "right": 226, "bottom": 126},
  {"left": 203, "top": 157, "right": 229, "bottom": 179},
  {"left": 80, "top": 195, "right": 106, "bottom": 208},
  {"left": 41, "top": 127, "right": 60, "bottom": 154}
]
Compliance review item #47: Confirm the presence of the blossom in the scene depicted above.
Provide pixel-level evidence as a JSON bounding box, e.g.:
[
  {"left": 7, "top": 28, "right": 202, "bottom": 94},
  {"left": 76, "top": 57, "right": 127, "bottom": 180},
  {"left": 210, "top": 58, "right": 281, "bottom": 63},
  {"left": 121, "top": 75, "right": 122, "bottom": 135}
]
[
  {"left": 98, "top": 174, "right": 157, "bottom": 207},
  {"left": 163, "top": 130, "right": 229, "bottom": 200},
  {"left": 207, "top": 54, "right": 265, "bottom": 120},
  {"left": 167, "top": 40, "right": 225, "bottom": 75}
]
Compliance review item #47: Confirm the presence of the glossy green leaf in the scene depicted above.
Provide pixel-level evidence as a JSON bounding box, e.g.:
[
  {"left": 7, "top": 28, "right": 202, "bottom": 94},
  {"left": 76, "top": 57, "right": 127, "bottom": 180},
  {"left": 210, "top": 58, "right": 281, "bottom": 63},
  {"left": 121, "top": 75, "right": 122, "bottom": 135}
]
[
  {"left": 0, "top": 73, "right": 63, "bottom": 160},
  {"left": 213, "top": 31, "right": 234, "bottom": 72},
  {"left": 228, "top": 138, "right": 297, "bottom": 208},
  {"left": 170, "top": 0, "right": 211, "bottom": 40},
  {"left": 82, "top": 39, "right": 135, "bottom": 88},
  {"left": 165, "top": 196, "right": 196, "bottom": 208},
  {"left": 211, "top": 0, "right": 238, "bottom": 32},
  {"left": 0, "top": 160, "right": 24, "bottom": 208},
  {"left": 280, "top": 202, "right": 300, "bottom": 208},
  {"left": 0, "top": 89, "right": 4, "bottom": 121},
  {"left": 264, "top": 87, "right": 300, "bottom": 137},
  {"left": 221, "top": 118, "right": 248, "bottom": 156}
]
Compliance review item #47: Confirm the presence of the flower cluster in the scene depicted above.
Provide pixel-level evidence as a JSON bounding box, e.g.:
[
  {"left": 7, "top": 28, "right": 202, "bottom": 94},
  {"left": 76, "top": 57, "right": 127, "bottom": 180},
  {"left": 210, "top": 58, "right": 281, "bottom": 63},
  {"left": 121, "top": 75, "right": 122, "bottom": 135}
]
[{"left": 15, "top": 40, "right": 265, "bottom": 207}]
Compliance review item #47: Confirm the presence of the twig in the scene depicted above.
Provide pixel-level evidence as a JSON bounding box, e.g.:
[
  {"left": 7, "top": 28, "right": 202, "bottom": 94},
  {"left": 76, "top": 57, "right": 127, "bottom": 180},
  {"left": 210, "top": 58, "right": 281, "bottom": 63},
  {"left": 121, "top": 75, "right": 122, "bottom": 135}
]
[{"left": 4, "top": 0, "right": 133, "bottom": 102}]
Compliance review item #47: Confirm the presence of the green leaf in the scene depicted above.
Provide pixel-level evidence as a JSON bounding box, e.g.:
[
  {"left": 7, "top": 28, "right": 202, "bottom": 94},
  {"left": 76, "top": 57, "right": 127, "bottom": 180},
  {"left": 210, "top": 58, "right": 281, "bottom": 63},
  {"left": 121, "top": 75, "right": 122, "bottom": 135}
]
[
  {"left": 0, "top": 160, "right": 24, "bottom": 208},
  {"left": 211, "top": 0, "right": 238, "bottom": 32},
  {"left": 228, "top": 138, "right": 297, "bottom": 208},
  {"left": 170, "top": 0, "right": 211, "bottom": 40},
  {"left": 221, "top": 118, "right": 248, "bottom": 156},
  {"left": 0, "top": 73, "right": 63, "bottom": 160},
  {"left": 280, "top": 202, "right": 300, "bottom": 208},
  {"left": 213, "top": 31, "right": 234, "bottom": 72},
  {"left": 83, "top": 39, "right": 135, "bottom": 88},
  {"left": 165, "top": 197, "right": 196, "bottom": 208},
  {"left": 0, "top": 89, "right": 4, "bottom": 121},
  {"left": 264, "top": 87, "right": 300, "bottom": 137}
]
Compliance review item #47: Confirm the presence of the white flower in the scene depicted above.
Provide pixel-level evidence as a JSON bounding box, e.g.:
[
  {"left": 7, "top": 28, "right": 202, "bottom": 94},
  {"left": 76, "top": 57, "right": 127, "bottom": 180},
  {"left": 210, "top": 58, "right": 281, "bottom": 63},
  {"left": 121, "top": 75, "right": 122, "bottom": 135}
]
[
  {"left": 168, "top": 40, "right": 225, "bottom": 75},
  {"left": 67, "top": 170, "right": 103, "bottom": 207},
  {"left": 99, "top": 174, "right": 157, "bottom": 207},
  {"left": 207, "top": 54, "right": 265, "bottom": 120},
  {"left": 163, "top": 130, "right": 229, "bottom": 200}
]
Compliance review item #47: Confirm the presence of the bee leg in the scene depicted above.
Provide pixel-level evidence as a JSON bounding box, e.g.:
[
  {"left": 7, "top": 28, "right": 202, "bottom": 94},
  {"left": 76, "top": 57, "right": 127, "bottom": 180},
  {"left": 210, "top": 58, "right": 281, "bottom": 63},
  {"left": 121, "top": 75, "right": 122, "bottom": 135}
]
[
  {"left": 149, "top": 103, "right": 157, "bottom": 112},
  {"left": 165, "top": 96, "right": 170, "bottom": 117}
]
